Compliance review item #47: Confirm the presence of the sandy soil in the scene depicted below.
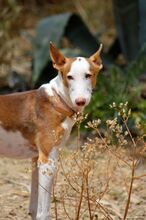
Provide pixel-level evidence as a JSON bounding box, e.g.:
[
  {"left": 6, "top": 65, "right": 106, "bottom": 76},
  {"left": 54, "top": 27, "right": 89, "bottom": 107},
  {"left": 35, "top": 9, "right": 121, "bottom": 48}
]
[
  {"left": 0, "top": 158, "right": 32, "bottom": 220},
  {"left": 0, "top": 147, "right": 146, "bottom": 220}
]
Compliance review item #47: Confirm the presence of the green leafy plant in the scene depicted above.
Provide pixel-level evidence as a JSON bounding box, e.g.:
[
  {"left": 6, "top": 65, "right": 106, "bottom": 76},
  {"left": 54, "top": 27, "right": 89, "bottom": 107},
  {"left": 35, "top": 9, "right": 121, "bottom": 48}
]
[
  {"left": 86, "top": 45, "right": 146, "bottom": 132},
  {"left": 113, "top": 0, "right": 146, "bottom": 61}
]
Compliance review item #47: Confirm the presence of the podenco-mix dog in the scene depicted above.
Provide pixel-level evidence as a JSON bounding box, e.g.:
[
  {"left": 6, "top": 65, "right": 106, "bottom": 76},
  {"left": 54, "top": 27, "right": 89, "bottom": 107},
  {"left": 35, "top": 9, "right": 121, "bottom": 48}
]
[{"left": 0, "top": 42, "right": 102, "bottom": 220}]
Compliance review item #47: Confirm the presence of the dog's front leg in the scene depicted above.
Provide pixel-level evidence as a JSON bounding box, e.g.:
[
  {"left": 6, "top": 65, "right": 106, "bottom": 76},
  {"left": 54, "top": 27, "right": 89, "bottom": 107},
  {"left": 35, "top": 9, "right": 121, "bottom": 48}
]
[
  {"left": 29, "top": 157, "right": 38, "bottom": 220},
  {"left": 36, "top": 147, "right": 59, "bottom": 220}
]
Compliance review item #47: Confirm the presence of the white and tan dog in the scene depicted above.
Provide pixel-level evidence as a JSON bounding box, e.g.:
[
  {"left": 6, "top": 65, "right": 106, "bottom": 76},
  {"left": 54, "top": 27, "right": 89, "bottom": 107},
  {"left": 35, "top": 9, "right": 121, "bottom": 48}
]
[{"left": 0, "top": 42, "right": 102, "bottom": 220}]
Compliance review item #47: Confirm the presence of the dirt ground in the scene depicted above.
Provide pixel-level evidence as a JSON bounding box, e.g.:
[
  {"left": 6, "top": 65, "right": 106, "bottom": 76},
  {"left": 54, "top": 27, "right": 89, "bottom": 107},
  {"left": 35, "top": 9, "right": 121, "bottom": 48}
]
[
  {"left": 0, "top": 145, "right": 146, "bottom": 220},
  {"left": 0, "top": 158, "right": 32, "bottom": 220}
]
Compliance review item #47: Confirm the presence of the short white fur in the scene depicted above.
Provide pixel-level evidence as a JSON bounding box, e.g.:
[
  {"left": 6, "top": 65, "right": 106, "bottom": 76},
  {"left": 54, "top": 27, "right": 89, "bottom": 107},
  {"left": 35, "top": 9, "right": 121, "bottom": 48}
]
[
  {"left": 41, "top": 57, "right": 93, "bottom": 113},
  {"left": 67, "top": 57, "right": 92, "bottom": 110},
  {"left": 41, "top": 74, "right": 74, "bottom": 110}
]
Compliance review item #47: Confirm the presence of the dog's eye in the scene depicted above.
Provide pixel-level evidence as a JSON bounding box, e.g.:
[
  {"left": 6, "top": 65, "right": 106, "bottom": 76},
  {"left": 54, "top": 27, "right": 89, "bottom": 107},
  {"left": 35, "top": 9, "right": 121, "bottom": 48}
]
[
  {"left": 67, "top": 75, "right": 74, "bottom": 80},
  {"left": 85, "top": 73, "right": 92, "bottom": 79}
]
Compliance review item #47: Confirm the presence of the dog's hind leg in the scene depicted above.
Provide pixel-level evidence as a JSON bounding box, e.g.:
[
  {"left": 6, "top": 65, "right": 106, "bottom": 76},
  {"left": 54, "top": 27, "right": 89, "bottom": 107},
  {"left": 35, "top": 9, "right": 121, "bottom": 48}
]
[
  {"left": 29, "top": 157, "right": 38, "bottom": 220},
  {"left": 36, "top": 147, "right": 59, "bottom": 220}
]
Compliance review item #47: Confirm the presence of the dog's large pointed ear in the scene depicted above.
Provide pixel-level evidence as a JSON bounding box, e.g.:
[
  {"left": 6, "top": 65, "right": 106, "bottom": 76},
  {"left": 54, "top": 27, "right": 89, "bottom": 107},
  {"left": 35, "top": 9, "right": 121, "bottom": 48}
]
[
  {"left": 89, "top": 44, "right": 103, "bottom": 70},
  {"left": 50, "top": 42, "right": 66, "bottom": 70}
]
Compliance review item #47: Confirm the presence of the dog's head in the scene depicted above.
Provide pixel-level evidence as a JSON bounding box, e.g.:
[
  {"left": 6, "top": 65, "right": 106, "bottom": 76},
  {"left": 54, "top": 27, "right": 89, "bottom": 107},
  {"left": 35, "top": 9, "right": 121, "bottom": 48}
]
[{"left": 50, "top": 42, "right": 103, "bottom": 112}]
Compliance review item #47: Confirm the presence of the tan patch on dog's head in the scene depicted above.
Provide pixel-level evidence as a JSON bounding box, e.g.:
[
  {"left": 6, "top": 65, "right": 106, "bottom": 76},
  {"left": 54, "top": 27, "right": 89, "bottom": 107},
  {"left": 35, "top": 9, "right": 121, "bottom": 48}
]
[
  {"left": 59, "top": 58, "right": 76, "bottom": 87},
  {"left": 87, "top": 44, "right": 103, "bottom": 88},
  {"left": 50, "top": 42, "right": 76, "bottom": 87}
]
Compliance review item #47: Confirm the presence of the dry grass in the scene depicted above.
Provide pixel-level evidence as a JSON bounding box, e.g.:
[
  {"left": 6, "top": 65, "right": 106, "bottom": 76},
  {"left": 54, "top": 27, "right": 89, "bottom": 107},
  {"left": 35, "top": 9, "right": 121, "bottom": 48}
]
[{"left": 51, "top": 102, "right": 146, "bottom": 220}]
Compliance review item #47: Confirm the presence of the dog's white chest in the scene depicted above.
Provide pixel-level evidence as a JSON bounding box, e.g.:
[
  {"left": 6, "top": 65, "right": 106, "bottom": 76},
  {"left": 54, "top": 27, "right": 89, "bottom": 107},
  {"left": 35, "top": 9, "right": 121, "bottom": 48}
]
[
  {"left": 0, "top": 126, "right": 38, "bottom": 159},
  {"left": 60, "top": 117, "right": 74, "bottom": 146}
]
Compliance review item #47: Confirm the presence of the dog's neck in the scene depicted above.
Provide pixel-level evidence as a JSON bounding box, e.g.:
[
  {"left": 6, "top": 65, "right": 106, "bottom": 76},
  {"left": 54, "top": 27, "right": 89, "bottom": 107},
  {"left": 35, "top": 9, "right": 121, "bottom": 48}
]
[
  {"left": 52, "top": 74, "right": 72, "bottom": 106},
  {"left": 48, "top": 88, "right": 75, "bottom": 117},
  {"left": 41, "top": 74, "right": 83, "bottom": 113}
]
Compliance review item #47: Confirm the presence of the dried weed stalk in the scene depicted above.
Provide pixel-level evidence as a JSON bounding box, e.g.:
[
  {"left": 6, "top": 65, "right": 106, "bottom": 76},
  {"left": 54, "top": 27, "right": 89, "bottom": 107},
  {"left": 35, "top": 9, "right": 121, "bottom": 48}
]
[{"left": 51, "top": 102, "right": 146, "bottom": 220}]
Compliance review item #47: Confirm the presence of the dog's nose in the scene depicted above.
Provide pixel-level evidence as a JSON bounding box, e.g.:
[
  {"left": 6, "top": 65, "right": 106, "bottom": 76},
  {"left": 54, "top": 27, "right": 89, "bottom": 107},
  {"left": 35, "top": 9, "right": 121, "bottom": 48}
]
[{"left": 75, "top": 98, "right": 86, "bottom": 106}]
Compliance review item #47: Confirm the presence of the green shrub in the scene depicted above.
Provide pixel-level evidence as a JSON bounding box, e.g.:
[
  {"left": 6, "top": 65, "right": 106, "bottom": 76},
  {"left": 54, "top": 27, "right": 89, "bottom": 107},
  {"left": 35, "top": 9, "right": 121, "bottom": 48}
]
[{"left": 86, "top": 45, "right": 146, "bottom": 132}]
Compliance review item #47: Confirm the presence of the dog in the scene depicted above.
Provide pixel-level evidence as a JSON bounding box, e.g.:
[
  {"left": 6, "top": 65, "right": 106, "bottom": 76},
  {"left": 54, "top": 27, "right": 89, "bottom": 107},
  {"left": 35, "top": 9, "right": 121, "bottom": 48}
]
[{"left": 0, "top": 42, "right": 102, "bottom": 220}]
